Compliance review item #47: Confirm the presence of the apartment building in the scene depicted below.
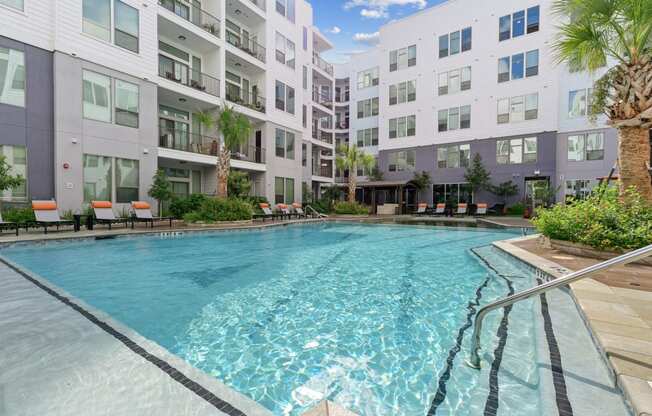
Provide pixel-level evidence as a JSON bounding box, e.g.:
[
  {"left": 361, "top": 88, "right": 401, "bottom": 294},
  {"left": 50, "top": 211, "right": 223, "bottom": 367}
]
[
  {"left": 334, "top": 0, "right": 617, "bottom": 212},
  {"left": 0, "top": 0, "right": 335, "bottom": 212}
]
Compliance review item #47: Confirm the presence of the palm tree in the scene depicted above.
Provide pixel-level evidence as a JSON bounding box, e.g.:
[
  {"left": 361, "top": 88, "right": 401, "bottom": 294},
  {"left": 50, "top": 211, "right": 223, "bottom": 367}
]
[
  {"left": 552, "top": 0, "right": 652, "bottom": 201},
  {"left": 335, "top": 145, "right": 376, "bottom": 203},
  {"left": 199, "top": 105, "right": 252, "bottom": 198}
]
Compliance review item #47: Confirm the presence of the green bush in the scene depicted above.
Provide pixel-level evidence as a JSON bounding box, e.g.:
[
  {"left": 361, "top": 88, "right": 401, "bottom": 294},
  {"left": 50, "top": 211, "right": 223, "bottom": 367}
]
[
  {"left": 3, "top": 207, "right": 35, "bottom": 224},
  {"left": 506, "top": 202, "right": 525, "bottom": 216},
  {"left": 169, "top": 194, "right": 208, "bottom": 219},
  {"left": 533, "top": 186, "right": 652, "bottom": 251},
  {"left": 241, "top": 196, "right": 269, "bottom": 213},
  {"left": 309, "top": 199, "right": 331, "bottom": 214},
  {"left": 333, "top": 201, "right": 369, "bottom": 215},
  {"left": 183, "top": 197, "right": 252, "bottom": 223}
]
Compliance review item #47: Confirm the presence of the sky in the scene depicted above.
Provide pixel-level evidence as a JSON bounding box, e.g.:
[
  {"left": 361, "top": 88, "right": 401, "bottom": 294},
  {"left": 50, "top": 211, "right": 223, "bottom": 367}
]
[{"left": 309, "top": 0, "right": 447, "bottom": 64}]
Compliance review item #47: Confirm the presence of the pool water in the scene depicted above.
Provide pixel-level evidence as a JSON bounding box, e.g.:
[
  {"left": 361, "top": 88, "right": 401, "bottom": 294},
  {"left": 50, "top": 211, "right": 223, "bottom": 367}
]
[{"left": 0, "top": 224, "right": 629, "bottom": 415}]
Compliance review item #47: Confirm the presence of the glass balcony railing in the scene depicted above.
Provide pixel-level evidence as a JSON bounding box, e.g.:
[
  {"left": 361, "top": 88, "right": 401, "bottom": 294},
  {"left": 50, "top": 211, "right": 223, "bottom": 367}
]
[
  {"left": 312, "top": 128, "right": 333, "bottom": 145},
  {"left": 312, "top": 87, "right": 333, "bottom": 109},
  {"left": 312, "top": 164, "right": 333, "bottom": 178},
  {"left": 225, "top": 86, "right": 266, "bottom": 113},
  {"left": 313, "top": 53, "right": 334, "bottom": 76},
  {"left": 159, "top": 0, "right": 220, "bottom": 38},
  {"left": 230, "top": 145, "right": 266, "bottom": 164},
  {"left": 158, "top": 55, "right": 220, "bottom": 97},
  {"left": 225, "top": 31, "right": 266, "bottom": 63},
  {"left": 335, "top": 91, "right": 350, "bottom": 103},
  {"left": 159, "top": 128, "right": 220, "bottom": 156}
]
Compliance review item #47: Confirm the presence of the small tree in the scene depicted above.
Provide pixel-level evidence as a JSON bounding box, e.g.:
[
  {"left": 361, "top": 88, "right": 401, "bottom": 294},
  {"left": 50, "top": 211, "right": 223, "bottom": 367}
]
[
  {"left": 148, "top": 169, "right": 173, "bottom": 214},
  {"left": 411, "top": 171, "right": 431, "bottom": 200},
  {"left": 369, "top": 165, "right": 384, "bottom": 181},
  {"left": 227, "top": 170, "right": 252, "bottom": 198},
  {"left": 490, "top": 180, "right": 519, "bottom": 205},
  {"left": 0, "top": 156, "right": 23, "bottom": 211},
  {"left": 464, "top": 153, "right": 491, "bottom": 197},
  {"left": 335, "top": 145, "right": 376, "bottom": 203}
]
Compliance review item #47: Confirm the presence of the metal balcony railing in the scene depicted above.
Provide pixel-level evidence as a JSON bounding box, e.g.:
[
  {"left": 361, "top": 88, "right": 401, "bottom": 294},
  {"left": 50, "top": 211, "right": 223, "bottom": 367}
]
[
  {"left": 312, "top": 164, "right": 333, "bottom": 178},
  {"left": 313, "top": 53, "right": 334, "bottom": 76},
  {"left": 312, "top": 129, "right": 333, "bottom": 145},
  {"left": 335, "top": 91, "right": 350, "bottom": 102},
  {"left": 159, "top": 0, "right": 220, "bottom": 38},
  {"left": 225, "top": 86, "right": 266, "bottom": 113},
  {"left": 158, "top": 55, "right": 220, "bottom": 97},
  {"left": 334, "top": 122, "right": 349, "bottom": 130},
  {"left": 225, "top": 31, "right": 266, "bottom": 63},
  {"left": 159, "top": 128, "right": 219, "bottom": 156},
  {"left": 312, "top": 87, "right": 333, "bottom": 109},
  {"left": 230, "top": 145, "right": 266, "bottom": 164}
]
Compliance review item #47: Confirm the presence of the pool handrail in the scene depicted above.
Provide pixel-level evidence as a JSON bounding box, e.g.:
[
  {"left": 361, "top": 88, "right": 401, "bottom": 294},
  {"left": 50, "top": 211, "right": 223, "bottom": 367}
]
[
  {"left": 467, "top": 243, "right": 652, "bottom": 369},
  {"left": 304, "top": 205, "right": 328, "bottom": 219}
]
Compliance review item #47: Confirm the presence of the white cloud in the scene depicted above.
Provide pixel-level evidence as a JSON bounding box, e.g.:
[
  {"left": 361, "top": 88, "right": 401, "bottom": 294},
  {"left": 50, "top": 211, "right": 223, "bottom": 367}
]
[
  {"left": 326, "top": 26, "right": 342, "bottom": 34},
  {"left": 353, "top": 31, "right": 380, "bottom": 45},
  {"left": 344, "top": 0, "right": 427, "bottom": 19},
  {"left": 360, "top": 8, "right": 387, "bottom": 19}
]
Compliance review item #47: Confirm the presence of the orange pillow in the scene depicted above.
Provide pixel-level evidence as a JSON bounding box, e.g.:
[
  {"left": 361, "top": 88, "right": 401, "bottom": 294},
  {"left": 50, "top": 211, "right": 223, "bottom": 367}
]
[
  {"left": 278, "top": 204, "right": 288, "bottom": 209},
  {"left": 259, "top": 203, "right": 269, "bottom": 208},
  {"left": 436, "top": 203, "right": 445, "bottom": 208},
  {"left": 458, "top": 203, "right": 467, "bottom": 208},
  {"left": 132, "top": 201, "right": 151, "bottom": 210},
  {"left": 477, "top": 203, "right": 487, "bottom": 208},
  {"left": 292, "top": 203, "right": 301, "bottom": 208},
  {"left": 92, "top": 201, "right": 113, "bottom": 209},
  {"left": 418, "top": 203, "right": 427, "bottom": 208},
  {"left": 32, "top": 201, "right": 57, "bottom": 211}
]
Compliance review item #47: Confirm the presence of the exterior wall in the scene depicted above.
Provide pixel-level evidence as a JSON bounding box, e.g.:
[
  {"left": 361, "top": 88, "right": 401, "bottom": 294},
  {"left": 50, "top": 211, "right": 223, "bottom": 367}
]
[
  {"left": 0, "top": 1, "right": 54, "bottom": 51},
  {"left": 0, "top": 36, "right": 55, "bottom": 201},
  {"left": 53, "top": 52, "right": 158, "bottom": 212}
]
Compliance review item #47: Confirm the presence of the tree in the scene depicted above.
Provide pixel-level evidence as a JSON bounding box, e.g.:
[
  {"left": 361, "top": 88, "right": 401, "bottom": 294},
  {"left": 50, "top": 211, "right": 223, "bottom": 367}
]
[
  {"left": 411, "top": 171, "right": 431, "bottom": 200},
  {"left": 199, "top": 106, "right": 252, "bottom": 198},
  {"left": 335, "top": 145, "right": 376, "bottom": 202},
  {"left": 0, "top": 156, "right": 23, "bottom": 210},
  {"left": 464, "top": 153, "right": 491, "bottom": 196},
  {"left": 227, "top": 170, "right": 252, "bottom": 198},
  {"left": 369, "top": 165, "right": 384, "bottom": 181},
  {"left": 490, "top": 180, "right": 519, "bottom": 205},
  {"left": 148, "top": 169, "right": 173, "bottom": 214},
  {"left": 552, "top": 0, "right": 652, "bottom": 201}
]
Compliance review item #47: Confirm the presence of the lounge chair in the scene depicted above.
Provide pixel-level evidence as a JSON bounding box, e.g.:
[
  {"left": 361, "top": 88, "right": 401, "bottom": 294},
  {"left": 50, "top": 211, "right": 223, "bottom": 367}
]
[
  {"left": 475, "top": 203, "right": 488, "bottom": 216},
  {"left": 456, "top": 203, "right": 468, "bottom": 216},
  {"left": 91, "top": 201, "right": 130, "bottom": 229},
  {"left": 253, "top": 203, "right": 276, "bottom": 221},
  {"left": 291, "top": 203, "right": 306, "bottom": 218},
  {"left": 131, "top": 201, "right": 173, "bottom": 228},
  {"left": 32, "top": 200, "right": 76, "bottom": 234},
  {"left": 488, "top": 203, "right": 505, "bottom": 215},
  {"left": 415, "top": 203, "right": 428, "bottom": 216},
  {"left": 0, "top": 212, "right": 19, "bottom": 236},
  {"left": 433, "top": 203, "right": 445, "bottom": 216},
  {"left": 277, "top": 203, "right": 293, "bottom": 219}
]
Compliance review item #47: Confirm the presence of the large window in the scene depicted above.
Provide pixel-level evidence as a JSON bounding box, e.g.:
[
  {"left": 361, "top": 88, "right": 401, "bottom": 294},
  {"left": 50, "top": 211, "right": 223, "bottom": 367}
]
[
  {"left": 116, "top": 158, "right": 139, "bottom": 202},
  {"left": 388, "top": 150, "right": 416, "bottom": 172},
  {"left": 496, "top": 137, "right": 537, "bottom": 164},
  {"left": 115, "top": 79, "right": 139, "bottom": 127},
  {"left": 83, "top": 70, "right": 112, "bottom": 123},
  {"left": 433, "top": 183, "right": 473, "bottom": 204},
  {"left": 276, "top": 0, "right": 295, "bottom": 22},
  {"left": 389, "top": 45, "right": 416, "bottom": 72},
  {"left": 438, "top": 66, "right": 471, "bottom": 95},
  {"left": 357, "top": 97, "right": 379, "bottom": 119},
  {"left": 439, "top": 27, "right": 472, "bottom": 58},
  {"left": 389, "top": 115, "right": 416, "bottom": 139},
  {"left": 0, "top": 145, "right": 27, "bottom": 200},
  {"left": 565, "top": 179, "right": 595, "bottom": 201},
  {"left": 275, "top": 32, "right": 295, "bottom": 69},
  {"left": 0, "top": 0, "right": 24, "bottom": 10},
  {"left": 499, "top": 6, "right": 540, "bottom": 41},
  {"left": 274, "top": 176, "right": 295, "bottom": 204},
  {"left": 357, "top": 67, "right": 379, "bottom": 89},
  {"left": 498, "top": 50, "right": 538, "bottom": 82},
  {"left": 497, "top": 93, "right": 538, "bottom": 124},
  {"left": 437, "top": 144, "right": 470, "bottom": 168},
  {"left": 83, "top": 0, "right": 139, "bottom": 53},
  {"left": 356, "top": 128, "right": 379, "bottom": 147},
  {"left": 83, "top": 154, "right": 113, "bottom": 202},
  {"left": 438, "top": 105, "right": 471, "bottom": 132},
  {"left": 275, "top": 128, "right": 295, "bottom": 159},
  {"left": 389, "top": 80, "right": 416, "bottom": 105},
  {"left": 568, "top": 88, "right": 595, "bottom": 118},
  {"left": 567, "top": 132, "right": 604, "bottom": 161},
  {"left": 0, "top": 47, "right": 25, "bottom": 107},
  {"left": 275, "top": 81, "right": 295, "bottom": 114}
]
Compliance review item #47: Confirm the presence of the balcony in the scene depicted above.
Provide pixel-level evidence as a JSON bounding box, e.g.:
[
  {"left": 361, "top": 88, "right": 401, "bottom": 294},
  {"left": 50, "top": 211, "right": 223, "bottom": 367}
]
[
  {"left": 159, "top": 55, "right": 220, "bottom": 98},
  {"left": 226, "top": 31, "right": 266, "bottom": 63},
  {"left": 335, "top": 91, "right": 350, "bottom": 103},
  {"left": 312, "top": 128, "right": 333, "bottom": 145},
  {"left": 159, "top": 128, "right": 219, "bottom": 156},
  {"left": 231, "top": 145, "right": 266, "bottom": 164},
  {"left": 225, "top": 86, "right": 266, "bottom": 113},
  {"left": 313, "top": 53, "right": 333, "bottom": 76},
  {"left": 312, "top": 164, "right": 333, "bottom": 178},
  {"left": 334, "top": 121, "right": 349, "bottom": 130},
  {"left": 159, "top": 0, "right": 220, "bottom": 38},
  {"left": 312, "top": 87, "right": 333, "bottom": 109},
  {"left": 246, "top": 0, "right": 265, "bottom": 11}
]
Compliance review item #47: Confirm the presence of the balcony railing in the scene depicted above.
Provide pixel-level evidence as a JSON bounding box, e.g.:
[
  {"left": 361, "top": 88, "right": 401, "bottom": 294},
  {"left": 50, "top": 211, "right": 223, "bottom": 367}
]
[
  {"left": 225, "top": 86, "right": 266, "bottom": 113},
  {"left": 313, "top": 53, "right": 334, "bottom": 76},
  {"left": 225, "top": 31, "right": 266, "bottom": 63},
  {"left": 334, "top": 122, "right": 349, "bottom": 130},
  {"left": 335, "top": 91, "right": 350, "bottom": 103},
  {"left": 159, "top": 128, "right": 219, "bottom": 156},
  {"left": 312, "top": 164, "right": 333, "bottom": 178},
  {"left": 312, "top": 88, "right": 333, "bottom": 109},
  {"left": 159, "top": 55, "right": 220, "bottom": 97},
  {"left": 246, "top": 0, "right": 265, "bottom": 11},
  {"left": 312, "top": 129, "right": 333, "bottom": 145},
  {"left": 159, "top": 0, "right": 220, "bottom": 38},
  {"left": 231, "top": 145, "right": 266, "bottom": 164}
]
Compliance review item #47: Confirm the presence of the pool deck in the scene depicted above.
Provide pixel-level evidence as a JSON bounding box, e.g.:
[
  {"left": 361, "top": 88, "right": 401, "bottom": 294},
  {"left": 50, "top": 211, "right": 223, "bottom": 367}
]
[{"left": 495, "top": 235, "right": 652, "bottom": 416}]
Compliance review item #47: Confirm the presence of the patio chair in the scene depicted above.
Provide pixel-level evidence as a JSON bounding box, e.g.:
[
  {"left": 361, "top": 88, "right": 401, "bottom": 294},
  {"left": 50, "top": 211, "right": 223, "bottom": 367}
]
[
  {"left": 91, "top": 201, "right": 130, "bottom": 230},
  {"left": 433, "top": 203, "right": 446, "bottom": 216},
  {"left": 277, "top": 203, "right": 293, "bottom": 219},
  {"left": 456, "top": 203, "right": 468, "bottom": 216},
  {"left": 130, "top": 201, "right": 173, "bottom": 228},
  {"left": 415, "top": 203, "right": 428, "bottom": 216},
  {"left": 0, "top": 212, "right": 19, "bottom": 236},
  {"left": 32, "top": 200, "right": 76, "bottom": 234},
  {"left": 291, "top": 203, "right": 306, "bottom": 218},
  {"left": 253, "top": 203, "right": 276, "bottom": 222},
  {"left": 475, "top": 203, "right": 488, "bottom": 216},
  {"left": 488, "top": 203, "right": 505, "bottom": 216}
]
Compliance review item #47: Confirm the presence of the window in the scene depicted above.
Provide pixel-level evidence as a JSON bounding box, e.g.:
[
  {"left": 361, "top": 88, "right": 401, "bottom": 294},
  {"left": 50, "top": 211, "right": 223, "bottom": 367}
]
[
  {"left": 303, "top": 26, "right": 308, "bottom": 50},
  {"left": 389, "top": 80, "right": 416, "bottom": 105},
  {"left": 275, "top": 32, "right": 295, "bottom": 68},
  {"left": 568, "top": 132, "right": 604, "bottom": 161},
  {"left": 0, "top": 47, "right": 25, "bottom": 107},
  {"left": 389, "top": 115, "right": 416, "bottom": 138},
  {"left": 83, "top": 70, "right": 112, "bottom": 123},
  {"left": 115, "top": 79, "right": 139, "bottom": 127},
  {"left": 302, "top": 104, "right": 307, "bottom": 128},
  {"left": 499, "top": 15, "right": 511, "bottom": 41},
  {"left": 83, "top": 0, "right": 139, "bottom": 53},
  {"left": 116, "top": 158, "right": 139, "bottom": 202},
  {"left": 438, "top": 106, "right": 470, "bottom": 131},
  {"left": 498, "top": 57, "right": 510, "bottom": 83},
  {"left": 565, "top": 179, "right": 595, "bottom": 200},
  {"left": 433, "top": 183, "right": 473, "bottom": 204},
  {"left": 500, "top": 6, "right": 540, "bottom": 41},
  {"left": 439, "top": 27, "right": 472, "bottom": 58},
  {"left": 497, "top": 93, "right": 538, "bottom": 123},
  {"left": 437, "top": 144, "right": 470, "bottom": 168},
  {"left": 0, "top": 0, "right": 24, "bottom": 10},
  {"left": 460, "top": 105, "right": 471, "bottom": 129},
  {"left": 568, "top": 88, "right": 595, "bottom": 118},
  {"left": 513, "top": 10, "right": 525, "bottom": 37},
  {"left": 357, "top": 97, "right": 379, "bottom": 119},
  {"left": 83, "top": 0, "right": 111, "bottom": 42},
  {"left": 511, "top": 53, "right": 524, "bottom": 80},
  {"left": 275, "top": 81, "right": 295, "bottom": 114},
  {"left": 389, "top": 45, "right": 416, "bottom": 72},
  {"left": 276, "top": 0, "right": 294, "bottom": 22},
  {"left": 0, "top": 145, "right": 27, "bottom": 200},
  {"left": 525, "top": 50, "right": 539, "bottom": 77},
  {"left": 438, "top": 67, "right": 471, "bottom": 95},
  {"left": 302, "top": 143, "right": 307, "bottom": 166},
  {"left": 356, "top": 128, "right": 379, "bottom": 147},
  {"left": 525, "top": 93, "right": 538, "bottom": 120},
  {"left": 527, "top": 6, "right": 540, "bottom": 34},
  {"left": 496, "top": 137, "right": 537, "bottom": 164},
  {"left": 274, "top": 177, "right": 295, "bottom": 204},
  {"left": 302, "top": 65, "right": 308, "bottom": 89},
  {"left": 275, "top": 128, "right": 295, "bottom": 159},
  {"left": 114, "top": 1, "right": 139, "bottom": 53},
  {"left": 357, "top": 67, "right": 379, "bottom": 89},
  {"left": 388, "top": 150, "right": 416, "bottom": 172},
  {"left": 83, "top": 154, "right": 112, "bottom": 202}
]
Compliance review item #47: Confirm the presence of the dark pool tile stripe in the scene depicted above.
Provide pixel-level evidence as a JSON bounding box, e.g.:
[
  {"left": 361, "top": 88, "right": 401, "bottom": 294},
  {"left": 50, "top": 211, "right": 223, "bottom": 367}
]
[
  {"left": 0, "top": 258, "right": 249, "bottom": 416},
  {"left": 537, "top": 278, "right": 574, "bottom": 416}
]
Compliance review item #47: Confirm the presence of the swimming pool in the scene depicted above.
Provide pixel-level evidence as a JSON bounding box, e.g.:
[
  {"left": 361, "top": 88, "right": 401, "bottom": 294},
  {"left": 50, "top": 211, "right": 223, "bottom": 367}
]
[{"left": 1, "top": 223, "right": 630, "bottom": 415}]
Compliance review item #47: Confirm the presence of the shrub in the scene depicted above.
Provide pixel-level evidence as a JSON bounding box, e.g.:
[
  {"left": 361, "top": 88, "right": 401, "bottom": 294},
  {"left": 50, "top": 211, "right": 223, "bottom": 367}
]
[
  {"left": 309, "top": 199, "right": 331, "bottom": 214},
  {"left": 3, "top": 207, "right": 35, "bottom": 224},
  {"left": 241, "top": 196, "right": 269, "bottom": 213},
  {"left": 533, "top": 186, "right": 652, "bottom": 251},
  {"left": 506, "top": 202, "right": 525, "bottom": 216},
  {"left": 333, "top": 201, "right": 369, "bottom": 215},
  {"left": 168, "top": 194, "right": 208, "bottom": 219},
  {"left": 183, "top": 197, "right": 252, "bottom": 223}
]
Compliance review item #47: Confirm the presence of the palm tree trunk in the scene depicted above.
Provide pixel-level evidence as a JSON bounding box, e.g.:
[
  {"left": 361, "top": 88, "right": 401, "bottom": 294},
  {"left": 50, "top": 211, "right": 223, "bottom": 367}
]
[
  {"left": 347, "top": 175, "right": 356, "bottom": 203},
  {"left": 617, "top": 126, "right": 652, "bottom": 202},
  {"left": 217, "top": 146, "right": 230, "bottom": 198}
]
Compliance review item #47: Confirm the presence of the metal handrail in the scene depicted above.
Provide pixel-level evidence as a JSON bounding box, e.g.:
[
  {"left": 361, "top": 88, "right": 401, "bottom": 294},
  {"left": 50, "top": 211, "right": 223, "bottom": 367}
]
[
  {"left": 467, "top": 243, "right": 652, "bottom": 369},
  {"left": 305, "top": 205, "right": 328, "bottom": 218}
]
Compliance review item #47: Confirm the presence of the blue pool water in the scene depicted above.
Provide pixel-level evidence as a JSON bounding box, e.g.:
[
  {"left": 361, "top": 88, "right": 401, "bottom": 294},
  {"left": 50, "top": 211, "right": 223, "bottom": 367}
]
[{"left": 0, "top": 224, "right": 627, "bottom": 415}]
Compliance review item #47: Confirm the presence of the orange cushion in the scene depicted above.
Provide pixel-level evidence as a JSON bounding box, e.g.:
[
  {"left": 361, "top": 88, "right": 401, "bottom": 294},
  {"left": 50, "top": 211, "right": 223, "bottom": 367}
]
[
  {"left": 477, "top": 203, "right": 487, "bottom": 208},
  {"left": 458, "top": 203, "right": 467, "bottom": 208},
  {"left": 132, "top": 201, "right": 151, "bottom": 210},
  {"left": 418, "top": 203, "right": 427, "bottom": 208},
  {"left": 32, "top": 201, "right": 57, "bottom": 211},
  {"left": 292, "top": 203, "right": 301, "bottom": 208},
  {"left": 436, "top": 203, "right": 445, "bottom": 208},
  {"left": 92, "top": 201, "right": 112, "bottom": 209},
  {"left": 277, "top": 204, "right": 288, "bottom": 209},
  {"left": 259, "top": 203, "right": 269, "bottom": 208}
]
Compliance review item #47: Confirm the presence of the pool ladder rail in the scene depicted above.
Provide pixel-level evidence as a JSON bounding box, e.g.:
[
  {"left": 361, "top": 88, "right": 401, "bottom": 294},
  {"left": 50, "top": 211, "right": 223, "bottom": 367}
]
[
  {"left": 467, "top": 243, "right": 652, "bottom": 369},
  {"left": 304, "top": 205, "right": 328, "bottom": 220}
]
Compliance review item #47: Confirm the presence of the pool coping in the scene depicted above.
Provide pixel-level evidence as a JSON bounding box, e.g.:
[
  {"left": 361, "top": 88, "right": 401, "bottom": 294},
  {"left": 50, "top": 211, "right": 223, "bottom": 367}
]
[{"left": 493, "top": 235, "right": 652, "bottom": 416}]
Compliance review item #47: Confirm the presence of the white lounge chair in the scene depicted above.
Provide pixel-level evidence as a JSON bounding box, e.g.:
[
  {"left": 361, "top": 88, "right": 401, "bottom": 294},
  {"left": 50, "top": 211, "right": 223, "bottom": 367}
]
[
  {"left": 131, "top": 201, "right": 173, "bottom": 228},
  {"left": 32, "top": 200, "right": 75, "bottom": 234},
  {"left": 91, "top": 201, "right": 129, "bottom": 230}
]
